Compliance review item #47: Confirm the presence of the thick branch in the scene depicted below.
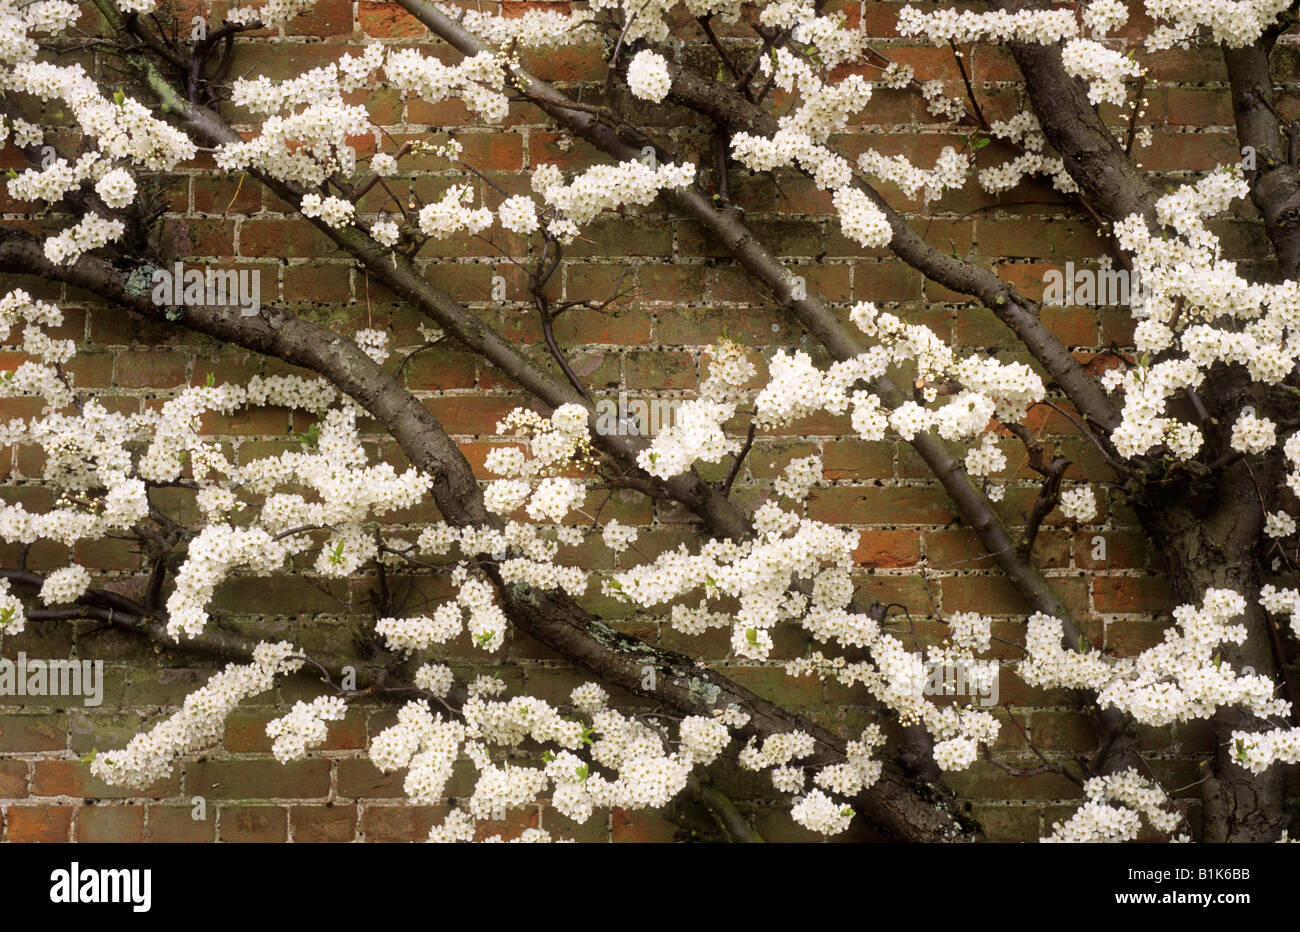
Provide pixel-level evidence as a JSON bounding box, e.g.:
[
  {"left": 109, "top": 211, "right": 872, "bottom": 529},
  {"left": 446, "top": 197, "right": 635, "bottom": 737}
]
[
  {"left": 995, "top": 0, "right": 1159, "bottom": 225},
  {"left": 1223, "top": 40, "right": 1300, "bottom": 278}
]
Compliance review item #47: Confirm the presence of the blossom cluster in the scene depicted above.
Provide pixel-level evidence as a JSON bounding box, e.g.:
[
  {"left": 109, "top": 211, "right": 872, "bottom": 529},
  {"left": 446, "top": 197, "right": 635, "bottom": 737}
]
[
  {"left": 1107, "top": 168, "right": 1300, "bottom": 476},
  {"left": 1061, "top": 38, "right": 1143, "bottom": 106},
  {"left": 1044, "top": 769, "right": 1181, "bottom": 842},
  {"left": 267, "top": 696, "right": 348, "bottom": 763},
  {"left": 531, "top": 159, "right": 696, "bottom": 242},
  {"left": 91, "top": 642, "right": 302, "bottom": 787},
  {"left": 858, "top": 147, "right": 969, "bottom": 205},
  {"left": 1021, "top": 590, "right": 1289, "bottom": 727},
  {"left": 1, "top": 4, "right": 194, "bottom": 264},
  {"left": 627, "top": 49, "right": 672, "bottom": 103},
  {"left": 897, "top": 5, "right": 1079, "bottom": 45},
  {"left": 365, "top": 680, "right": 746, "bottom": 841}
]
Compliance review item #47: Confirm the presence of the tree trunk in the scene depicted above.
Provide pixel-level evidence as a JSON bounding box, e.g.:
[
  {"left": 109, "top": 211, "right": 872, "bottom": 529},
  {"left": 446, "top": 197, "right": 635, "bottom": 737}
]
[{"left": 1135, "top": 458, "right": 1289, "bottom": 841}]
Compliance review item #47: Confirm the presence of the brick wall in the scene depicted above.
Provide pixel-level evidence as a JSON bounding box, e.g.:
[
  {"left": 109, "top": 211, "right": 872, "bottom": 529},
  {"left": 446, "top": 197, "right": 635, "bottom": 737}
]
[{"left": 0, "top": 0, "right": 1288, "bottom": 842}]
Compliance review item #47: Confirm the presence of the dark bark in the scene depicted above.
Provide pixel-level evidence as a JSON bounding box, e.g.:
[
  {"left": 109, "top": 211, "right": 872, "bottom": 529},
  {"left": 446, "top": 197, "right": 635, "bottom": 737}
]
[
  {"left": 996, "top": 0, "right": 1294, "bottom": 839},
  {"left": 996, "top": 0, "right": 1159, "bottom": 225},
  {"left": 1223, "top": 40, "right": 1300, "bottom": 279},
  {"left": 3, "top": 566, "right": 447, "bottom": 704},
  {"left": 1133, "top": 463, "right": 1288, "bottom": 842}
]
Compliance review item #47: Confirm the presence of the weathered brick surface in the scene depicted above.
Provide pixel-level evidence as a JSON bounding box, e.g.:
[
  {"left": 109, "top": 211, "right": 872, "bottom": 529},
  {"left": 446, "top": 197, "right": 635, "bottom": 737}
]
[{"left": 2, "top": 0, "right": 1295, "bottom": 844}]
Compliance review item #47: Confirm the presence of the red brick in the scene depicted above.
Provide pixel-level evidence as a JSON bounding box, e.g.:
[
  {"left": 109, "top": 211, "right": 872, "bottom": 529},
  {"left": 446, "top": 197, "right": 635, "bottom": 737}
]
[
  {"left": 291, "top": 805, "right": 358, "bottom": 842},
  {"left": 220, "top": 806, "right": 287, "bottom": 842},
  {"left": 78, "top": 805, "right": 144, "bottom": 842},
  {"left": 359, "top": 805, "right": 444, "bottom": 842},
  {"left": 0, "top": 760, "right": 28, "bottom": 798},
  {"left": 359, "top": 1, "right": 424, "bottom": 36},
  {"left": 6, "top": 805, "right": 73, "bottom": 842},
  {"left": 1092, "top": 575, "right": 1176, "bottom": 614},
  {"left": 186, "top": 760, "right": 331, "bottom": 799},
  {"left": 854, "top": 529, "right": 922, "bottom": 568},
  {"left": 284, "top": 0, "right": 353, "bottom": 36},
  {"left": 146, "top": 805, "right": 215, "bottom": 843}
]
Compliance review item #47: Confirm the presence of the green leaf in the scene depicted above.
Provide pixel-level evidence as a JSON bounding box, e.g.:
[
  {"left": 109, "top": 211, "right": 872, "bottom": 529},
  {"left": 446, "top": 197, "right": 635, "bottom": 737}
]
[
  {"left": 298, "top": 422, "right": 320, "bottom": 447},
  {"left": 112, "top": 89, "right": 125, "bottom": 106},
  {"left": 745, "top": 627, "right": 758, "bottom": 645},
  {"left": 575, "top": 763, "right": 589, "bottom": 782}
]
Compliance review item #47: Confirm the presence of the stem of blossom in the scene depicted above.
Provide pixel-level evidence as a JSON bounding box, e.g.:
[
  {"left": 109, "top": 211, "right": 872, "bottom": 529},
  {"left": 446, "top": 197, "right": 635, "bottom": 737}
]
[
  {"left": 697, "top": 16, "right": 746, "bottom": 91},
  {"left": 1005, "top": 423, "right": 1070, "bottom": 555},
  {"left": 531, "top": 237, "right": 594, "bottom": 403},
  {"left": 686, "top": 773, "right": 766, "bottom": 842},
  {"left": 949, "top": 42, "right": 989, "bottom": 130},
  {"left": 721, "top": 421, "right": 757, "bottom": 496},
  {"left": 1122, "top": 74, "right": 1148, "bottom": 157}
]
